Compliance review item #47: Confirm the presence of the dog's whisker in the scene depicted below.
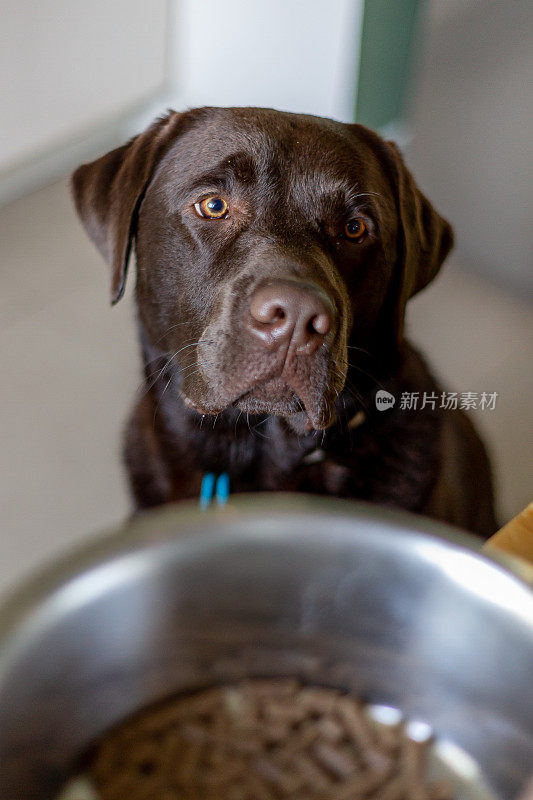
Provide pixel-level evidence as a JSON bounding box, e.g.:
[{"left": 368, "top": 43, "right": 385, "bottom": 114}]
[
  {"left": 142, "top": 339, "right": 207, "bottom": 396},
  {"left": 331, "top": 366, "right": 367, "bottom": 409},
  {"left": 145, "top": 344, "right": 218, "bottom": 391},
  {"left": 249, "top": 419, "right": 270, "bottom": 440},
  {"left": 343, "top": 384, "right": 367, "bottom": 410},
  {"left": 148, "top": 337, "right": 219, "bottom": 381},
  {"left": 339, "top": 373, "right": 365, "bottom": 402},
  {"left": 346, "top": 344, "right": 374, "bottom": 358},
  {"left": 331, "top": 362, "right": 374, "bottom": 409},
  {"left": 178, "top": 358, "right": 218, "bottom": 381},
  {"left": 331, "top": 367, "right": 349, "bottom": 387},
  {"left": 234, "top": 409, "right": 244, "bottom": 437},
  {"left": 151, "top": 321, "right": 196, "bottom": 347},
  {"left": 242, "top": 411, "right": 272, "bottom": 441},
  {"left": 354, "top": 191, "right": 382, "bottom": 200},
  {"left": 179, "top": 368, "right": 201, "bottom": 382},
  {"left": 345, "top": 362, "right": 384, "bottom": 390},
  {"left": 179, "top": 361, "right": 210, "bottom": 376},
  {"left": 295, "top": 398, "right": 307, "bottom": 419},
  {"left": 152, "top": 376, "right": 172, "bottom": 428}
]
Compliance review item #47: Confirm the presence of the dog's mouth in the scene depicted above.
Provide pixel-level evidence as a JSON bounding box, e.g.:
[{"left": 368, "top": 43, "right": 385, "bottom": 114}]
[
  {"left": 234, "top": 377, "right": 301, "bottom": 414},
  {"left": 240, "top": 376, "right": 297, "bottom": 403},
  {"left": 180, "top": 330, "right": 346, "bottom": 430},
  {"left": 238, "top": 379, "right": 338, "bottom": 431},
  {"left": 182, "top": 375, "right": 338, "bottom": 431}
]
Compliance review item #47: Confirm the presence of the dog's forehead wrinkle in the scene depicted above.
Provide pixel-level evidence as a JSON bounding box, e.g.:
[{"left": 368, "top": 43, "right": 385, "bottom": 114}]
[
  {"left": 287, "top": 158, "right": 372, "bottom": 212},
  {"left": 169, "top": 108, "right": 359, "bottom": 182},
  {"left": 188, "top": 150, "right": 259, "bottom": 192}
]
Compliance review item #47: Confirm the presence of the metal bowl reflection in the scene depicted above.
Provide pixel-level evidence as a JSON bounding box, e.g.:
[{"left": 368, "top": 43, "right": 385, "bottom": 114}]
[{"left": 0, "top": 495, "right": 532, "bottom": 799}]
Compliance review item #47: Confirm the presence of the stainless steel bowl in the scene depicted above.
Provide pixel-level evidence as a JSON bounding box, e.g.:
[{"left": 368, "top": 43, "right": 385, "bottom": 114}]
[{"left": 0, "top": 495, "right": 532, "bottom": 800}]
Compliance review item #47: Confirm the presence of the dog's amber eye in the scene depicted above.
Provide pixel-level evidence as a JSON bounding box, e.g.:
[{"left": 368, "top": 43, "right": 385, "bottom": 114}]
[
  {"left": 194, "top": 196, "right": 229, "bottom": 219},
  {"left": 344, "top": 218, "right": 367, "bottom": 240}
]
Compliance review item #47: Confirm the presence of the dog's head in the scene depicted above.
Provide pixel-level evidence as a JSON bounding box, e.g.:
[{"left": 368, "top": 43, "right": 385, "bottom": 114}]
[{"left": 72, "top": 107, "right": 452, "bottom": 430}]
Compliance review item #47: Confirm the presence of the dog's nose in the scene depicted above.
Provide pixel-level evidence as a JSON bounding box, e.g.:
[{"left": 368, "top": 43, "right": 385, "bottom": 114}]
[{"left": 248, "top": 280, "right": 333, "bottom": 354}]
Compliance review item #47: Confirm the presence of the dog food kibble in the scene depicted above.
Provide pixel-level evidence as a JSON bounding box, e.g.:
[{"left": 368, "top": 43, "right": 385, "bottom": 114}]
[{"left": 89, "top": 680, "right": 454, "bottom": 800}]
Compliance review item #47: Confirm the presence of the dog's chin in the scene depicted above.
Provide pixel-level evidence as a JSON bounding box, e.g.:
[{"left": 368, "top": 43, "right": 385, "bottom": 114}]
[
  {"left": 182, "top": 377, "right": 336, "bottom": 431},
  {"left": 235, "top": 377, "right": 301, "bottom": 416}
]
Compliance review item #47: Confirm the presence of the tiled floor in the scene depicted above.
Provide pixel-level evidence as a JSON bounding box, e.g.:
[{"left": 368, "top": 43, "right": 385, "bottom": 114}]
[{"left": 1, "top": 180, "right": 532, "bottom": 596}]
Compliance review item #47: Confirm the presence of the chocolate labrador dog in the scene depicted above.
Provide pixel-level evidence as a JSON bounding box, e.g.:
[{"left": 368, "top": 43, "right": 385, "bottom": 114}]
[{"left": 72, "top": 107, "right": 496, "bottom": 536}]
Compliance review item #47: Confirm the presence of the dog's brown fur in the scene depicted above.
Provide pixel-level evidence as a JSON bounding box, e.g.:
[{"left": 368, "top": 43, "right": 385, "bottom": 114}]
[{"left": 72, "top": 107, "right": 497, "bottom": 536}]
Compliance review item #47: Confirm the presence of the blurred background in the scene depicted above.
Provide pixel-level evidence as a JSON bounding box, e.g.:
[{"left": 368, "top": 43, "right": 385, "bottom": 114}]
[{"left": 1, "top": 0, "right": 532, "bottom": 595}]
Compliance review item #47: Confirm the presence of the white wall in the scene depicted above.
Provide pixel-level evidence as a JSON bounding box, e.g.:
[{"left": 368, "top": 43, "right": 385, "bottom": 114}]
[
  {"left": 173, "top": 0, "right": 364, "bottom": 123},
  {"left": 0, "top": 0, "right": 364, "bottom": 205},
  {"left": 0, "top": 0, "right": 169, "bottom": 170},
  {"left": 407, "top": 0, "right": 533, "bottom": 291},
  {"left": 0, "top": 0, "right": 170, "bottom": 204}
]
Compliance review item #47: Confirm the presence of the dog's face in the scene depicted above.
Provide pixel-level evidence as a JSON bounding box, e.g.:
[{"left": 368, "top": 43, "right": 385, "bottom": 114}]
[{"left": 72, "top": 107, "right": 452, "bottom": 430}]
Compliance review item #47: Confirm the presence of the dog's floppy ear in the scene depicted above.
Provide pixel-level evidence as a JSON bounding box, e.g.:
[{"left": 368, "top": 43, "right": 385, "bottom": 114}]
[
  {"left": 386, "top": 141, "right": 454, "bottom": 339},
  {"left": 71, "top": 110, "right": 186, "bottom": 304}
]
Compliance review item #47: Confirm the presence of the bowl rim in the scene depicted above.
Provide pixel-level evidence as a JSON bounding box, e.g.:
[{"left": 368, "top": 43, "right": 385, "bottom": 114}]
[{"left": 1, "top": 494, "right": 532, "bottom": 675}]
